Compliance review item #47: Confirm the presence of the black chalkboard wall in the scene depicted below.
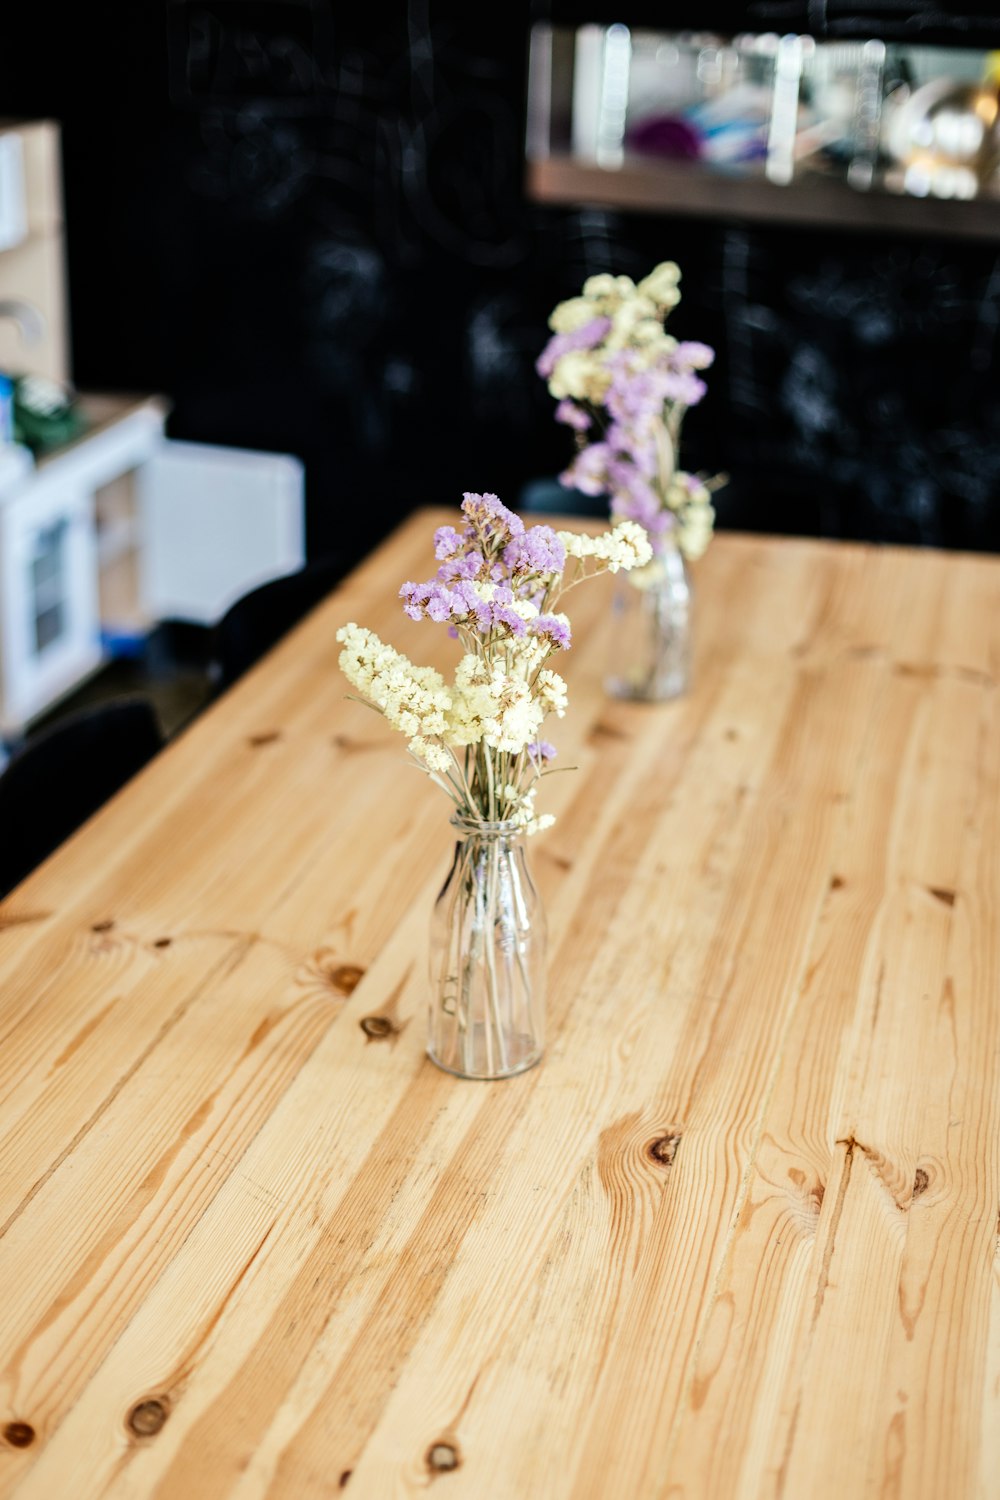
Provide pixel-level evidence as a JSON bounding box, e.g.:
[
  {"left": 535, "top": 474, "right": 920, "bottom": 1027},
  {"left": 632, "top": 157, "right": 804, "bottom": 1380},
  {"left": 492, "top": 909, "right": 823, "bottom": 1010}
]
[{"left": 1, "top": 1, "right": 999, "bottom": 560}]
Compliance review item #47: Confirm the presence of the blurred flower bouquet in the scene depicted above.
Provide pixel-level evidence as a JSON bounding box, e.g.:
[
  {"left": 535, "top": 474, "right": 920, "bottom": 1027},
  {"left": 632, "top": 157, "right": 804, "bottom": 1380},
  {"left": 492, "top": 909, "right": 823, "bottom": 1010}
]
[
  {"left": 337, "top": 493, "right": 650, "bottom": 1079},
  {"left": 538, "top": 262, "right": 726, "bottom": 700}
]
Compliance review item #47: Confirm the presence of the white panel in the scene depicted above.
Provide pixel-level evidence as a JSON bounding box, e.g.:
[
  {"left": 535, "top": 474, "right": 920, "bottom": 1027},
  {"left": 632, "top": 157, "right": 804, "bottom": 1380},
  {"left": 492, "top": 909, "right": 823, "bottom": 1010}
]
[
  {"left": 0, "top": 472, "right": 101, "bottom": 733},
  {"left": 0, "top": 133, "right": 27, "bottom": 252},
  {"left": 139, "top": 441, "right": 305, "bottom": 625},
  {"left": 572, "top": 26, "right": 605, "bottom": 159}
]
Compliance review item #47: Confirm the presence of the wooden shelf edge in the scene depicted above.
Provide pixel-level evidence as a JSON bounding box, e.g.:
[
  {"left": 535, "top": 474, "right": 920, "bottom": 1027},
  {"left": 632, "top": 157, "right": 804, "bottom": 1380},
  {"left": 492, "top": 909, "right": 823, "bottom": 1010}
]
[{"left": 527, "top": 153, "right": 1000, "bottom": 241}]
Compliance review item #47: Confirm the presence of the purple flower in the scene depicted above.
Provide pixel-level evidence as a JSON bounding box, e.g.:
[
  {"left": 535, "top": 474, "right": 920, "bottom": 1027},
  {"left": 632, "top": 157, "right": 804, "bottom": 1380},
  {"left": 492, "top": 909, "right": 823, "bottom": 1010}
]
[
  {"left": 660, "top": 371, "right": 707, "bottom": 407},
  {"left": 673, "top": 341, "right": 715, "bottom": 371},
  {"left": 436, "top": 551, "right": 481, "bottom": 582},
  {"left": 434, "top": 525, "right": 463, "bottom": 560},
  {"left": 561, "top": 442, "right": 611, "bottom": 497},
  {"left": 400, "top": 581, "right": 425, "bottom": 620},
  {"left": 529, "top": 740, "right": 557, "bottom": 762},
  {"left": 493, "top": 603, "right": 530, "bottom": 637},
  {"left": 504, "top": 525, "right": 566, "bottom": 576},
  {"left": 535, "top": 316, "right": 612, "bottom": 379},
  {"left": 531, "top": 615, "right": 572, "bottom": 651},
  {"left": 461, "top": 492, "right": 524, "bottom": 539},
  {"left": 555, "top": 399, "right": 591, "bottom": 432}
]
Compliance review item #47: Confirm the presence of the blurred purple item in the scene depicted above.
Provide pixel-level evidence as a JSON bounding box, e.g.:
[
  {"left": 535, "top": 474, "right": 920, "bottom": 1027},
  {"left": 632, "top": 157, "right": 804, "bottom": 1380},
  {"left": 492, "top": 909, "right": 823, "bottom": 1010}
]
[{"left": 627, "top": 116, "right": 703, "bottom": 161}]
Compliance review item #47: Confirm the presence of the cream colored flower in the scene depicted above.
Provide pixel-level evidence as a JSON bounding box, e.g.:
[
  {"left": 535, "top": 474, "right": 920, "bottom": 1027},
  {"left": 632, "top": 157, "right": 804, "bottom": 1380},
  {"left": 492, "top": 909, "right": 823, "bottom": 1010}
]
[
  {"left": 557, "top": 520, "right": 653, "bottom": 573},
  {"left": 548, "top": 350, "right": 612, "bottom": 404},
  {"left": 337, "top": 624, "right": 452, "bottom": 739},
  {"left": 408, "top": 736, "right": 452, "bottom": 773},
  {"left": 603, "top": 296, "right": 659, "bottom": 352},
  {"left": 583, "top": 273, "right": 636, "bottom": 302},
  {"left": 549, "top": 296, "right": 600, "bottom": 334},
  {"left": 637, "top": 261, "right": 682, "bottom": 306},
  {"left": 510, "top": 785, "right": 556, "bottom": 836},
  {"left": 535, "top": 667, "right": 568, "bottom": 717}
]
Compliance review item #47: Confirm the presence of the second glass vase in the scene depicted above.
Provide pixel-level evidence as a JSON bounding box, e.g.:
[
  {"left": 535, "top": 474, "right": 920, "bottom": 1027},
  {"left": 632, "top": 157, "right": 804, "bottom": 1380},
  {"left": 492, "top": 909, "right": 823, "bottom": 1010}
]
[
  {"left": 605, "top": 546, "right": 692, "bottom": 702},
  {"left": 428, "top": 816, "right": 545, "bottom": 1080}
]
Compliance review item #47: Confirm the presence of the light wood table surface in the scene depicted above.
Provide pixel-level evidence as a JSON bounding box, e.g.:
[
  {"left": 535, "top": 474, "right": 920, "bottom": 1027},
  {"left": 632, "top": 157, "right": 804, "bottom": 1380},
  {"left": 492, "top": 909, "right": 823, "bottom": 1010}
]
[{"left": 0, "top": 510, "right": 998, "bottom": 1499}]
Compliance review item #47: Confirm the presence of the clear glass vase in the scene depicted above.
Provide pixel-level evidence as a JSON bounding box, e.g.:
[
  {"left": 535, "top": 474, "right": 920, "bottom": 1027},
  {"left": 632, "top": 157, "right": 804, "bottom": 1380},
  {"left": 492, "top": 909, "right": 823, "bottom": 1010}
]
[
  {"left": 605, "top": 546, "right": 692, "bottom": 702},
  {"left": 428, "top": 816, "right": 545, "bottom": 1080}
]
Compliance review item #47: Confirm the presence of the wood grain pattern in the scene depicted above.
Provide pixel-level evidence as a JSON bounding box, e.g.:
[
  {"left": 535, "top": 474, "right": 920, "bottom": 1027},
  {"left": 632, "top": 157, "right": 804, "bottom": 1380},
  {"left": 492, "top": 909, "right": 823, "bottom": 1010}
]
[{"left": 0, "top": 510, "right": 997, "bottom": 1499}]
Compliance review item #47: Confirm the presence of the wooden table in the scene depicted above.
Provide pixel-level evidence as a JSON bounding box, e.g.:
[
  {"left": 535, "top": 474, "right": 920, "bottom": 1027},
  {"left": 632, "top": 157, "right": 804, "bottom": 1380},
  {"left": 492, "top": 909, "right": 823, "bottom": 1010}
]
[{"left": 1, "top": 511, "right": 997, "bottom": 1499}]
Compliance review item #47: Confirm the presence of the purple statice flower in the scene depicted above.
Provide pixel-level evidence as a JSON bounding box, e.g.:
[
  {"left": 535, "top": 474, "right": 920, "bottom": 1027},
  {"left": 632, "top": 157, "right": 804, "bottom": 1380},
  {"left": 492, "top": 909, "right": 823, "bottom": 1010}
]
[
  {"left": 493, "top": 602, "right": 530, "bottom": 637},
  {"left": 560, "top": 441, "right": 611, "bottom": 496},
  {"left": 504, "top": 525, "right": 566, "bottom": 577},
  {"left": 555, "top": 399, "right": 591, "bottom": 432},
  {"left": 673, "top": 341, "right": 715, "bottom": 371},
  {"left": 434, "top": 525, "right": 463, "bottom": 560},
  {"left": 531, "top": 615, "right": 572, "bottom": 651},
  {"left": 535, "top": 316, "right": 612, "bottom": 379},
  {"left": 436, "top": 551, "right": 482, "bottom": 583},
  {"left": 449, "top": 579, "right": 492, "bottom": 632},
  {"left": 529, "top": 740, "right": 557, "bottom": 762},
  {"left": 400, "top": 580, "right": 425, "bottom": 621},
  {"left": 400, "top": 579, "right": 468, "bottom": 623},
  {"left": 461, "top": 491, "right": 524, "bottom": 540},
  {"left": 602, "top": 352, "right": 671, "bottom": 428},
  {"left": 611, "top": 487, "right": 673, "bottom": 544},
  {"left": 606, "top": 422, "right": 658, "bottom": 478},
  {"left": 659, "top": 370, "right": 707, "bottom": 407}
]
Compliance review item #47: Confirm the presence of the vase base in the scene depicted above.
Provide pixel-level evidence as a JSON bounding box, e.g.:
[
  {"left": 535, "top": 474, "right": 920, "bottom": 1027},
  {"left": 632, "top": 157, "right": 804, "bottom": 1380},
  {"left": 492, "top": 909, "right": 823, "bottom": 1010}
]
[
  {"left": 605, "top": 672, "right": 689, "bottom": 702},
  {"left": 426, "top": 1044, "right": 543, "bottom": 1082}
]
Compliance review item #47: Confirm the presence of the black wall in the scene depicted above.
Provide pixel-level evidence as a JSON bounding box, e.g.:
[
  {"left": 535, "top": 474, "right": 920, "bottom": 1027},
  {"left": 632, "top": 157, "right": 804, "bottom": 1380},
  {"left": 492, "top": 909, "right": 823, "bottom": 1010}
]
[{"left": 2, "top": 1, "right": 999, "bottom": 561}]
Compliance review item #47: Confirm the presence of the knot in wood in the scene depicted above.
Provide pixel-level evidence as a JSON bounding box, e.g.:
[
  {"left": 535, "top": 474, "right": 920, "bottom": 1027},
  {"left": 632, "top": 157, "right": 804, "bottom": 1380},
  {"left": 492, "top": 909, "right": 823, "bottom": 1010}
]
[
  {"left": 913, "top": 1167, "right": 930, "bottom": 1198},
  {"left": 647, "top": 1134, "right": 681, "bottom": 1167},
  {"left": 91, "top": 919, "right": 114, "bottom": 933},
  {"left": 127, "top": 1398, "right": 168, "bottom": 1437},
  {"left": 3, "top": 1421, "right": 35, "bottom": 1448},
  {"left": 331, "top": 963, "right": 365, "bottom": 995},
  {"left": 360, "top": 1014, "right": 393, "bottom": 1040},
  {"left": 427, "top": 1441, "right": 460, "bottom": 1473}
]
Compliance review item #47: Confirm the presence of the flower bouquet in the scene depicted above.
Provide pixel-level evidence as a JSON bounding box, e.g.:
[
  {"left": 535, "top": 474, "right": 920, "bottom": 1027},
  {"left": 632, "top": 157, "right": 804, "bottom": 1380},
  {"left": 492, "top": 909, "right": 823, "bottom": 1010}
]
[
  {"left": 337, "top": 493, "right": 651, "bottom": 1079},
  {"left": 538, "top": 262, "right": 726, "bottom": 701}
]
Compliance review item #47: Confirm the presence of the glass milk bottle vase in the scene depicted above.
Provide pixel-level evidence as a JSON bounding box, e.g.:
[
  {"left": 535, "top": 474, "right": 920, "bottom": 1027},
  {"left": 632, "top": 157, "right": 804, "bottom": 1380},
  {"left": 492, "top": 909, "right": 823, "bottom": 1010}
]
[
  {"left": 605, "top": 544, "right": 692, "bottom": 702},
  {"left": 428, "top": 816, "right": 546, "bottom": 1080}
]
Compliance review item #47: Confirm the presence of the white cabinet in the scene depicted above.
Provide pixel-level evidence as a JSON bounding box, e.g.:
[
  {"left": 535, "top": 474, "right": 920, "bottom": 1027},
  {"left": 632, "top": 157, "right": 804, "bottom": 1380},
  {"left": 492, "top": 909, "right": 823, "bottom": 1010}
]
[
  {"left": 0, "top": 395, "right": 305, "bottom": 737},
  {"left": 0, "top": 465, "right": 101, "bottom": 732}
]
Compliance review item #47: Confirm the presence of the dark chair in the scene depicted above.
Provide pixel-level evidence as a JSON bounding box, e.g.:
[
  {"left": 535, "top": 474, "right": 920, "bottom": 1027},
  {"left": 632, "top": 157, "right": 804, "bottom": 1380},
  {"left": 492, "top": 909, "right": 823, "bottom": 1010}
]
[
  {"left": 0, "top": 697, "right": 164, "bottom": 897},
  {"left": 211, "top": 555, "right": 347, "bottom": 693},
  {"left": 519, "top": 477, "right": 607, "bottom": 518}
]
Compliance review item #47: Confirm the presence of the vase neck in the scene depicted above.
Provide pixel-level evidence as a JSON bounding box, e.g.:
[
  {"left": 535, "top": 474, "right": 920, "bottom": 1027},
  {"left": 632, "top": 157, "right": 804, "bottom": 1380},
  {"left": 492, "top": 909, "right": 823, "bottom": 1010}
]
[{"left": 451, "top": 814, "right": 522, "bottom": 844}]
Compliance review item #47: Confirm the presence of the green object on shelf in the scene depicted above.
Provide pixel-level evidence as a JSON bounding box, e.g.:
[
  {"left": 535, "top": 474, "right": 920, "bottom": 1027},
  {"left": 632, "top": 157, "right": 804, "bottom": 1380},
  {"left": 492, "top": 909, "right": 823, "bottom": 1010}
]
[{"left": 12, "top": 374, "right": 88, "bottom": 454}]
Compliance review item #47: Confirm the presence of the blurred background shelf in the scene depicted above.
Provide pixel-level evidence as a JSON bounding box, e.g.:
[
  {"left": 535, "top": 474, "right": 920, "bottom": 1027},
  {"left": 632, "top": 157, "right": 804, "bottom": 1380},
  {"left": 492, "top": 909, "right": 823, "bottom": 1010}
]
[{"left": 528, "top": 151, "right": 1000, "bottom": 239}]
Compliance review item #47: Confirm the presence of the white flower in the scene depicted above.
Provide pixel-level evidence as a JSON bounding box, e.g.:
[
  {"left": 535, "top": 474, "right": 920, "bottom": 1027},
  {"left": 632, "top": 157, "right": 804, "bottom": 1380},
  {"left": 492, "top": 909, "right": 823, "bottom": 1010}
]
[
  {"left": 637, "top": 261, "right": 682, "bottom": 307},
  {"left": 549, "top": 296, "right": 599, "bottom": 333},
  {"left": 666, "top": 472, "right": 716, "bottom": 561},
  {"left": 535, "top": 668, "right": 568, "bottom": 717},
  {"left": 511, "top": 785, "right": 556, "bottom": 836},
  {"left": 583, "top": 272, "right": 635, "bottom": 302},
  {"left": 678, "top": 502, "right": 715, "bottom": 561},
  {"left": 527, "top": 814, "right": 556, "bottom": 835},
  {"left": 557, "top": 521, "right": 653, "bottom": 573},
  {"left": 447, "top": 654, "right": 502, "bottom": 746},
  {"left": 603, "top": 296, "right": 658, "bottom": 352},
  {"left": 408, "top": 736, "right": 452, "bottom": 773},
  {"left": 548, "top": 350, "right": 611, "bottom": 404},
  {"left": 337, "top": 624, "right": 452, "bottom": 738}
]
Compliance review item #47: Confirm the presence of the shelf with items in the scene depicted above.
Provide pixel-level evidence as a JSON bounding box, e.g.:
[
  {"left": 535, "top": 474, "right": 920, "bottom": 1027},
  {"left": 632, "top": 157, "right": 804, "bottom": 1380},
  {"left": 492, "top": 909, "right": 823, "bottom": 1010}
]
[{"left": 526, "top": 24, "right": 1000, "bottom": 239}]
